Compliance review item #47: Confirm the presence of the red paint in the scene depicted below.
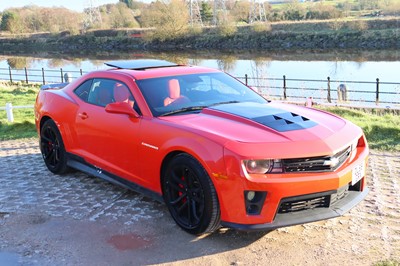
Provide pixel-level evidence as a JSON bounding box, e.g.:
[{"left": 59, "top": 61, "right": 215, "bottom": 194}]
[{"left": 34, "top": 61, "right": 369, "bottom": 229}]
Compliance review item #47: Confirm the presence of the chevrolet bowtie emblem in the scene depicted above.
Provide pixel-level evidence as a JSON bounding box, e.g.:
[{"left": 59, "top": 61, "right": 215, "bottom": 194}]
[{"left": 323, "top": 157, "right": 340, "bottom": 167}]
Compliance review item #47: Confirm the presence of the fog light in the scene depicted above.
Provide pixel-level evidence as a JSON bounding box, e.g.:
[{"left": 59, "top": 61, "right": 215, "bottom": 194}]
[
  {"left": 244, "top": 191, "right": 267, "bottom": 215},
  {"left": 246, "top": 191, "right": 256, "bottom": 201}
]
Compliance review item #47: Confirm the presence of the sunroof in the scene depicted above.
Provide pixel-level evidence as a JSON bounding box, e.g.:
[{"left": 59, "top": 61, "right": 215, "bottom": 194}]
[{"left": 105, "top": 59, "right": 178, "bottom": 70}]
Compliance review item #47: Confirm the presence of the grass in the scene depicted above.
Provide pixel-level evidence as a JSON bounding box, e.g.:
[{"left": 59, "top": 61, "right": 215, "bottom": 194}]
[
  {"left": 0, "top": 82, "right": 39, "bottom": 140},
  {"left": 318, "top": 106, "right": 400, "bottom": 152},
  {"left": 374, "top": 259, "right": 400, "bottom": 266},
  {"left": 0, "top": 84, "right": 399, "bottom": 152}
]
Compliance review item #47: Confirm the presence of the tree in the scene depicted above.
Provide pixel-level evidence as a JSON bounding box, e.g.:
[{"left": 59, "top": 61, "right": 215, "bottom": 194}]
[
  {"left": 200, "top": 1, "right": 213, "bottom": 24},
  {"left": 120, "top": 0, "right": 133, "bottom": 9},
  {"left": 0, "top": 7, "right": 82, "bottom": 34},
  {"left": 283, "top": 0, "right": 305, "bottom": 21},
  {"left": 231, "top": 1, "right": 251, "bottom": 23},
  {"left": 358, "top": 0, "right": 380, "bottom": 10},
  {"left": 306, "top": 3, "right": 342, "bottom": 20},
  {"left": 1, "top": 10, "right": 24, "bottom": 33},
  {"left": 141, "top": 0, "right": 189, "bottom": 41},
  {"left": 106, "top": 2, "right": 140, "bottom": 28}
]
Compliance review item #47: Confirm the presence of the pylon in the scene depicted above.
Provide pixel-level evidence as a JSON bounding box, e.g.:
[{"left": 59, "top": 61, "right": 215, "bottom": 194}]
[
  {"left": 83, "top": 0, "right": 102, "bottom": 30},
  {"left": 249, "top": 0, "right": 267, "bottom": 23},
  {"left": 188, "top": 0, "right": 203, "bottom": 26},
  {"left": 213, "top": 0, "right": 227, "bottom": 25}
]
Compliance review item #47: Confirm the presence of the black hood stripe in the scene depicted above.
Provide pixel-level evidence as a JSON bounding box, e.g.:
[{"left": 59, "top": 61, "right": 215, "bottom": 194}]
[{"left": 209, "top": 103, "right": 317, "bottom": 132}]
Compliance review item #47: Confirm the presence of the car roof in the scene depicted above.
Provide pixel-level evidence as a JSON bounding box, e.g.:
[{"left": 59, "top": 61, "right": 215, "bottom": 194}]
[
  {"left": 105, "top": 59, "right": 178, "bottom": 70},
  {"left": 103, "top": 60, "right": 220, "bottom": 80}
]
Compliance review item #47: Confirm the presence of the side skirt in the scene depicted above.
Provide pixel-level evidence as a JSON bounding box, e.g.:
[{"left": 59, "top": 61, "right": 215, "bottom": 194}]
[{"left": 66, "top": 153, "right": 164, "bottom": 203}]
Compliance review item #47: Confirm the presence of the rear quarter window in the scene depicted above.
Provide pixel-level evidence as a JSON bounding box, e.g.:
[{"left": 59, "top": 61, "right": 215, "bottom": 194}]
[{"left": 74, "top": 80, "right": 93, "bottom": 102}]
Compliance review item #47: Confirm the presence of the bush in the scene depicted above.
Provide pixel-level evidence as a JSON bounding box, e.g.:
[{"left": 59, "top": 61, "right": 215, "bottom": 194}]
[
  {"left": 348, "top": 20, "right": 368, "bottom": 31},
  {"left": 140, "top": 0, "right": 189, "bottom": 42},
  {"left": 305, "top": 3, "right": 343, "bottom": 20},
  {"left": 217, "top": 22, "right": 237, "bottom": 37},
  {"left": 251, "top": 22, "right": 272, "bottom": 33}
]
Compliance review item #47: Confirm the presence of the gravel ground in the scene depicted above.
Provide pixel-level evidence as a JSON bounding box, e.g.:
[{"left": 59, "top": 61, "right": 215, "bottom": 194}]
[{"left": 0, "top": 139, "right": 399, "bottom": 266}]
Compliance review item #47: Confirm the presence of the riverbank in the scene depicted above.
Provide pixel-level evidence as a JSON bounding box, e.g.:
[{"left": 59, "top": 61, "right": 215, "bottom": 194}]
[{"left": 0, "top": 18, "right": 400, "bottom": 53}]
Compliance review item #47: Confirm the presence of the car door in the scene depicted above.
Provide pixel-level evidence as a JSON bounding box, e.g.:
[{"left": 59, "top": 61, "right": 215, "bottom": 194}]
[{"left": 73, "top": 78, "right": 142, "bottom": 183}]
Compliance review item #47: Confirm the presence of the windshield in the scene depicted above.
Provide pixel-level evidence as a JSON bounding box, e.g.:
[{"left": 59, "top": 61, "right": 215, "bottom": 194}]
[{"left": 136, "top": 72, "right": 267, "bottom": 117}]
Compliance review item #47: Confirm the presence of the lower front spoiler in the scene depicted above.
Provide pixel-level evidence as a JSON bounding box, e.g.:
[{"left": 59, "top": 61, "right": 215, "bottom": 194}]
[{"left": 221, "top": 187, "right": 369, "bottom": 231}]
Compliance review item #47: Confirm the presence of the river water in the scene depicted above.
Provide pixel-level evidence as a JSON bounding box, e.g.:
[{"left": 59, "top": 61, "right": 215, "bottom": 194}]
[{"left": 0, "top": 50, "right": 399, "bottom": 107}]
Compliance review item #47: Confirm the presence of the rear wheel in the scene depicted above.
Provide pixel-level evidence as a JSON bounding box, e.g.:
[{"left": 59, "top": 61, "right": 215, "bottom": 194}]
[
  {"left": 162, "top": 154, "right": 220, "bottom": 235},
  {"left": 40, "top": 119, "right": 69, "bottom": 174}
]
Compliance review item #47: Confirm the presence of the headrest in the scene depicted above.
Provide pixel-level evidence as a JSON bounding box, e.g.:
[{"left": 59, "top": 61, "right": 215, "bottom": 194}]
[
  {"left": 114, "top": 83, "right": 130, "bottom": 102},
  {"left": 168, "top": 79, "right": 180, "bottom": 99}
]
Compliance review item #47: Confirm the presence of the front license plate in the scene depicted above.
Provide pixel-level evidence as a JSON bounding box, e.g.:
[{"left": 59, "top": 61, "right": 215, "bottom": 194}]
[{"left": 352, "top": 161, "right": 366, "bottom": 185}]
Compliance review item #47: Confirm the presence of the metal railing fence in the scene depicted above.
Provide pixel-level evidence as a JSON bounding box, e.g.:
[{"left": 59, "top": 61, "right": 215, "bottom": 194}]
[
  {"left": 0, "top": 67, "right": 87, "bottom": 84},
  {"left": 238, "top": 74, "right": 400, "bottom": 107},
  {"left": 1, "top": 67, "right": 400, "bottom": 123}
]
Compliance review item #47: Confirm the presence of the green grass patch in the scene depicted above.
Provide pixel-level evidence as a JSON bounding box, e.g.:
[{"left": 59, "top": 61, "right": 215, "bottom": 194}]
[
  {"left": 374, "top": 259, "right": 400, "bottom": 266},
  {"left": 318, "top": 106, "right": 400, "bottom": 152},
  {"left": 0, "top": 82, "right": 39, "bottom": 140}
]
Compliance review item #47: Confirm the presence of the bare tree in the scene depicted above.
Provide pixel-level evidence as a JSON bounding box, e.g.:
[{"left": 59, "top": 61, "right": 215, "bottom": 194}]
[{"left": 141, "top": 0, "right": 189, "bottom": 41}]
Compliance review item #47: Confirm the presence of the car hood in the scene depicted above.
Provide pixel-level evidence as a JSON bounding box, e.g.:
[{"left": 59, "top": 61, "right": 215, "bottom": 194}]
[{"left": 161, "top": 102, "right": 363, "bottom": 158}]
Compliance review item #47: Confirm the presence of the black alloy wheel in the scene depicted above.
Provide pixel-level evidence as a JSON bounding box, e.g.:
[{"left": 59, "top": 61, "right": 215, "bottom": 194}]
[
  {"left": 162, "top": 154, "right": 220, "bottom": 235},
  {"left": 40, "top": 119, "right": 69, "bottom": 174}
]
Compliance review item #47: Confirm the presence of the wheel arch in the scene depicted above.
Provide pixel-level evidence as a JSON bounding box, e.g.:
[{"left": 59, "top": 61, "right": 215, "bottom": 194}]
[
  {"left": 39, "top": 115, "right": 53, "bottom": 133},
  {"left": 160, "top": 151, "right": 183, "bottom": 187},
  {"left": 158, "top": 136, "right": 227, "bottom": 196}
]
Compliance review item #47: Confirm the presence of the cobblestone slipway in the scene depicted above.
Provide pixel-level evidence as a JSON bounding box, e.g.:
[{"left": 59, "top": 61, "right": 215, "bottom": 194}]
[{"left": 0, "top": 139, "right": 399, "bottom": 265}]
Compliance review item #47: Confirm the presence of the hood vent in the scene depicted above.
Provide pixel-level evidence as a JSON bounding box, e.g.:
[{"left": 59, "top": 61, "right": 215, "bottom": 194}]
[
  {"left": 209, "top": 103, "right": 318, "bottom": 132},
  {"left": 253, "top": 112, "right": 317, "bottom": 132}
]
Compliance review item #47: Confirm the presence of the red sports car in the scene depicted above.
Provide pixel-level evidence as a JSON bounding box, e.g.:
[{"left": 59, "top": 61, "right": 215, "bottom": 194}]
[{"left": 35, "top": 60, "right": 369, "bottom": 235}]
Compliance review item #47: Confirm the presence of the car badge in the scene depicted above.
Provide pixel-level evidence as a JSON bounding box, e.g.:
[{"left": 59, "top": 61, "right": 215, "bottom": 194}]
[{"left": 323, "top": 157, "right": 340, "bottom": 167}]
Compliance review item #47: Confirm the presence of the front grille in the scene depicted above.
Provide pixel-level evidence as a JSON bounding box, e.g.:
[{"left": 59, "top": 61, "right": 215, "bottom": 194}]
[
  {"left": 283, "top": 146, "right": 351, "bottom": 173},
  {"left": 278, "top": 185, "right": 350, "bottom": 214},
  {"left": 278, "top": 196, "right": 330, "bottom": 213}
]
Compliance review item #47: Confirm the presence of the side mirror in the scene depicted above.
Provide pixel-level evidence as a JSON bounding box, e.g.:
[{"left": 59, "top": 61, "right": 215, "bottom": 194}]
[{"left": 105, "top": 102, "right": 139, "bottom": 118}]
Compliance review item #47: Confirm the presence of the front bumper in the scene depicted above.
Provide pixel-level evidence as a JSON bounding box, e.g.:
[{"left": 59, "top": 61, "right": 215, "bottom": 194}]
[{"left": 221, "top": 186, "right": 369, "bottom": 231}]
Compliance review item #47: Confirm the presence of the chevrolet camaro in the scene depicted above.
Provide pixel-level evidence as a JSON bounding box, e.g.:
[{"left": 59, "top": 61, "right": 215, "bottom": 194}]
[{"left": 34, "top": 59, "right": 369, "bottom": 235}]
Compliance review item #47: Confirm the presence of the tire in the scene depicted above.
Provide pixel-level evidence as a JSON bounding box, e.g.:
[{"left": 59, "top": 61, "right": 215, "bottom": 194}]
[
  {"left": 162, "top": 154, "right": 220, "bottom": 235},
  {"left": 40, "top": 119, "right": 70, "bottom": 175}
]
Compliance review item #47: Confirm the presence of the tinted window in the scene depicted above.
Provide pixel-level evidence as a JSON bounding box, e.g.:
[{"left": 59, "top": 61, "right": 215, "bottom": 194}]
[
  {"left": 136, "top": 72, "right": 267, "bottom": 116},
  {"left": 74, "top": 80, "right": 92, "bottom": 102},
  {"left": 74, "top": 78, "right": 141, "bottom": 114}
]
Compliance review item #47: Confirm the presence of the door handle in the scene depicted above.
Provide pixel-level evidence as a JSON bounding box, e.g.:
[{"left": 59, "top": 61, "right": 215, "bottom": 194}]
[{"left": 78, "top": 112, "right": 89, "bottom": 120}]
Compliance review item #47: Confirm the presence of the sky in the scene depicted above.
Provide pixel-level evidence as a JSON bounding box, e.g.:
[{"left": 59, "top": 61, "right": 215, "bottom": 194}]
[{"left": 0, "top": 0, "right": 121, "bottom": 12}]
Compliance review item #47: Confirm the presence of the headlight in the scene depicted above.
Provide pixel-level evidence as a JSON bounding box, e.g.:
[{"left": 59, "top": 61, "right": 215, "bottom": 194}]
[{"left": 243, "top": 159, "right": 283, "bottom": 174}]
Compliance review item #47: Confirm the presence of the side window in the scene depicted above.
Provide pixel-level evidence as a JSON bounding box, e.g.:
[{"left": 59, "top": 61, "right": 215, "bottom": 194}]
[
  {"left": 113, "top": 82, "right": 142, "bottom": 115},
  {"left": 87, "top": 79, "right": 115, "bottom": 107},
  {"left": 76, "top": 78, "right": 141, "bottom": 114},
  {"left": 74, "top": 80, "right": 92, "bottom": 102}
]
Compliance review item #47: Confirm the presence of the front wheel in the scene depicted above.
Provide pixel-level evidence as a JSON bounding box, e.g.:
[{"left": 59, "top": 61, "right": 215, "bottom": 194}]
[
  {"left": 162, "top": 154, "right": 220, "bottom": 235},
  {"left": 40, "top": 119, "right": 70, "bottom": 174}
]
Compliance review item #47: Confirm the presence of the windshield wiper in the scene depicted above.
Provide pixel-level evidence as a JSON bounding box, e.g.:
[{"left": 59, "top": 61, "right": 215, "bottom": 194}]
[
  {"left": 209, "top": 100, "right": 241, "bottom": 107},
  {"left": 160, "top": 106, "right": 206, "bottom": 116},
  {"left": 160, "top": 101, "right": 240, "bottom": 117}
]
